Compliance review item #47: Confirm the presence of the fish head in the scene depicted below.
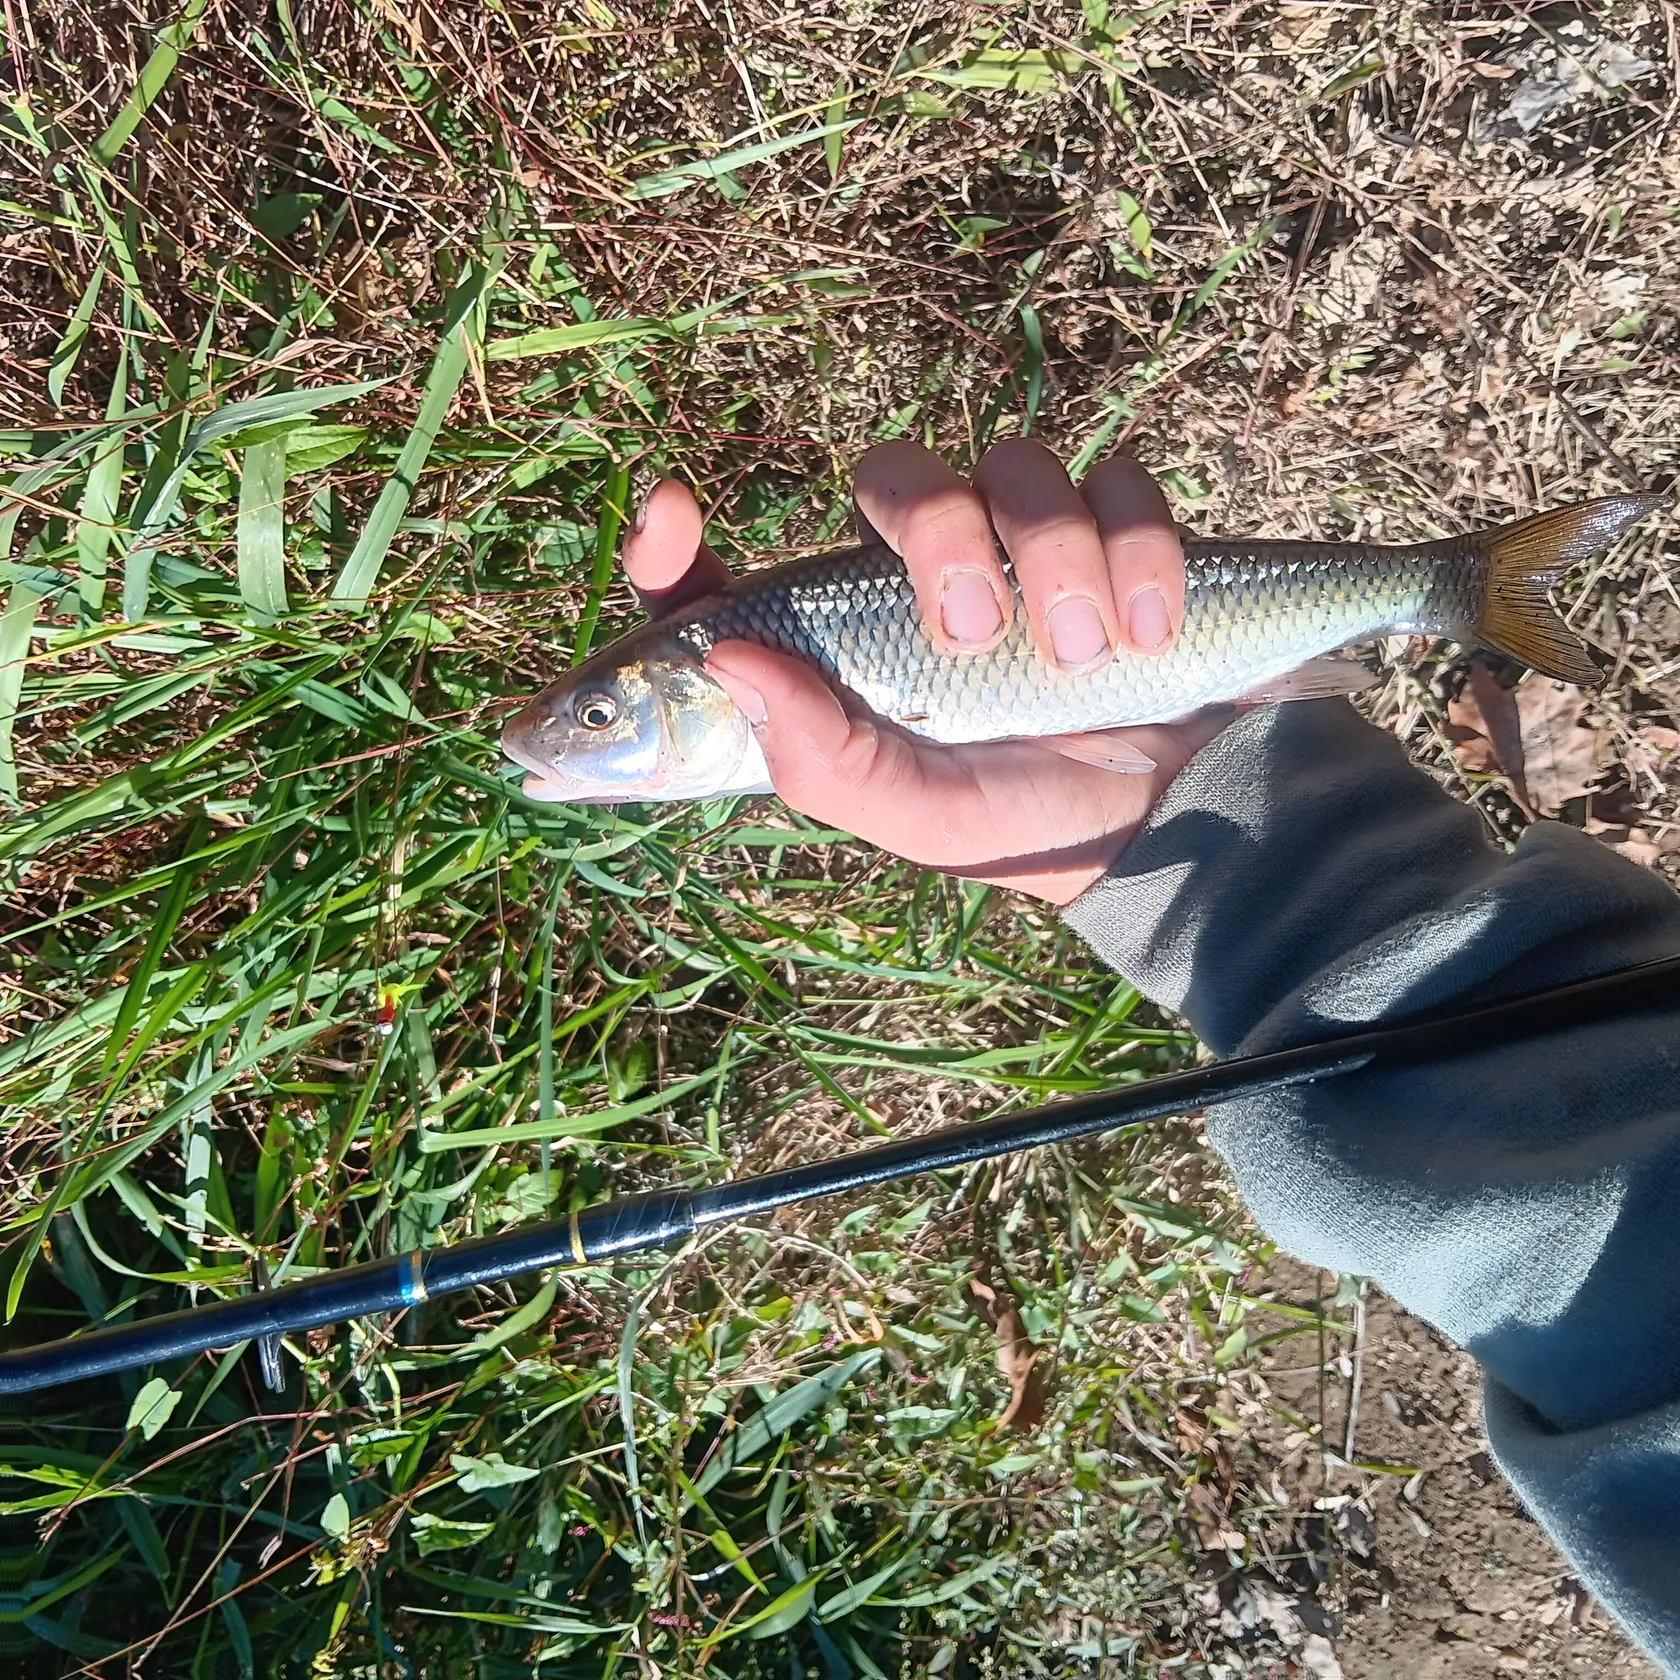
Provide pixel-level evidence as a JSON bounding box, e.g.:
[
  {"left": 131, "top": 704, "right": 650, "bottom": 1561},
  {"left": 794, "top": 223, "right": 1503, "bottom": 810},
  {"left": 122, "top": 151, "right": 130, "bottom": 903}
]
[{"left": 501, "top": 631, "right": 770, "bottom": 804}]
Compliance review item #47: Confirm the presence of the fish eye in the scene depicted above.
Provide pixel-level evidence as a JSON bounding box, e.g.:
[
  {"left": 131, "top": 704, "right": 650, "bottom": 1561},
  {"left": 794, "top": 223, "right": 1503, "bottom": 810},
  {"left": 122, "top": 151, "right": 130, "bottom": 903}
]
[{"left": 573, "top": 691, "right": 618, "bottom": 731}]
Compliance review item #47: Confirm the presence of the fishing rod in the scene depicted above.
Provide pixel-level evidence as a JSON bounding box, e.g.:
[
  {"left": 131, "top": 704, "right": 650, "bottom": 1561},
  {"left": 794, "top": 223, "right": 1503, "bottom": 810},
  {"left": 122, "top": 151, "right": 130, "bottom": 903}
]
[{"left": 4, "top": 952, "right": 1678, "bottom": 1397}]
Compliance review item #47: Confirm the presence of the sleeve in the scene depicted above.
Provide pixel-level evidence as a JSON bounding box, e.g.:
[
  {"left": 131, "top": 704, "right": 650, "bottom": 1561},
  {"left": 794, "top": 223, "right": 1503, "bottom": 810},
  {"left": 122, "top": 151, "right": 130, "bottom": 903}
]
[{"left": 1060, "top": 698, "right": 1680, "bottom": 1670}]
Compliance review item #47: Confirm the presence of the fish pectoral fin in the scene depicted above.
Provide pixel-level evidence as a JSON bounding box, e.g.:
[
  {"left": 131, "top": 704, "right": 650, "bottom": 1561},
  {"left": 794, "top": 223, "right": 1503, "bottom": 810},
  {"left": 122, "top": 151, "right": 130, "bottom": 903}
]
[
  {"left": 1040, "top": 730, "right": 1159, "bottom": 774},
  {"left": 1238, "top": 658, "right": 1379, "bottom": 704}
]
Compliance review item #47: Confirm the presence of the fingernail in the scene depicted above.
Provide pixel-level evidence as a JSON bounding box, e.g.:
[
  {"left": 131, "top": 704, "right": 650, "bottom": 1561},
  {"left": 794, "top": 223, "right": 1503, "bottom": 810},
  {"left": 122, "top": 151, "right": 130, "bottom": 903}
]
[
  {"left": 1128, "top": 586, "right": 1172, "bottom": 652},
  {"left": 707, "top": 660, "right": 766, "bottom": 725},
  {"left": 1046, "top": 596, "right": 1110, "bottom": 672},
  {"left": 629, "top": 491, "right": 650, "bottom": 535},
  {"left": 940, "top": 570, "right": 1004, "bottom": 648}
]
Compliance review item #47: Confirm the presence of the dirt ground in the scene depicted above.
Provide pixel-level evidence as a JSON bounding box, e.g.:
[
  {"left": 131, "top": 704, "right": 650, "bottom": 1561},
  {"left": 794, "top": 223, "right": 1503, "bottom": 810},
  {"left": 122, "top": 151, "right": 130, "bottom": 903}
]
[{"left": 1221, "top": 1259, "right": 1661, "bottom": 1680}]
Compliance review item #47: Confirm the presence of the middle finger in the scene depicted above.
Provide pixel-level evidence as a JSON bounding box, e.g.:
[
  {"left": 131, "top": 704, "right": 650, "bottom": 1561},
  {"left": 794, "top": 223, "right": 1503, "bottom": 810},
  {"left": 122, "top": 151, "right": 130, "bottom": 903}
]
[{"left": 973, "top": 439, "right": 1119, "bottom": 674}]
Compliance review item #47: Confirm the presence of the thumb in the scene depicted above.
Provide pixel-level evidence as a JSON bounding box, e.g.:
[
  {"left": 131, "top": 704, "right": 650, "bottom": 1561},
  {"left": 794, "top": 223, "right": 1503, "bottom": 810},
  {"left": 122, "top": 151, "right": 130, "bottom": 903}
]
[{"left": 704, "top": 641, "right": 922, "bottom": 825}]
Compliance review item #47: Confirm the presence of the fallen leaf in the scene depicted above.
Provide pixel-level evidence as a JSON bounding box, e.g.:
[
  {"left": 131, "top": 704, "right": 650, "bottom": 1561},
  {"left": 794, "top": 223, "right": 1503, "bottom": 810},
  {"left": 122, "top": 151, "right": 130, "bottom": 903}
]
[
  {"left": 1585, "top": 818, "right": 1667, "bottom": 866},
  {"left": 1271, "top": 2, "right": 1335, "bottom": 50},
  {"left": 1274, "top": 370, "right": 1320, "bottom": 418},
  {"left": 1621, "top": 724, "right": 1680, "bottom": 787},
  {"left": 1447, "top": 660, "right": 1533, "bottom": 812},
  {"left": 1302, "top": 1633, "right": 1347, "bottom": 1679},
  {"left": 1617, "top": 832, "right": 1665, "bottom": 866},
  {"left": 969, "top": 1278, "right": 1046, "bottom": 1433},
  {"left": 1174, "top": 1406, "right": 1209, "bottom": 1455},
  {"left": 1443, "top": 708, "right": 1500, "bottom": 774},
  {"left": 992, "top": 1305, "right": 1046, "bottom": 1432},
  {"left": 1516, "top": 674, "right": 1604, "bottom": 812},
  {"left": 1188, "top": 1481, "right": 1233, "bottom": 1551}
]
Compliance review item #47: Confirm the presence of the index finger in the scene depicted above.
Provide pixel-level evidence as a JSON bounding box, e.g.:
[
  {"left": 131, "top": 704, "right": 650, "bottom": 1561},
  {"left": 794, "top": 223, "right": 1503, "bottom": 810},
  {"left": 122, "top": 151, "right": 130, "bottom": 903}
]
[
  {"left": 622, "top": 478, "right": 733, "bottom": 619},
  {"left": 854, "top": 441, "right": 1013, "bottom": 655}
]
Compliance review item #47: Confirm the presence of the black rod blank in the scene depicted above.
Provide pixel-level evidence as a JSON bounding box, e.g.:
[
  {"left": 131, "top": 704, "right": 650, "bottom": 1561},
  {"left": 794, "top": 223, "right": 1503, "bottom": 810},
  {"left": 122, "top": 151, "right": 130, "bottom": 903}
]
[{"left": 4, "top": 952, "right": 1677, "bottom": 1397}]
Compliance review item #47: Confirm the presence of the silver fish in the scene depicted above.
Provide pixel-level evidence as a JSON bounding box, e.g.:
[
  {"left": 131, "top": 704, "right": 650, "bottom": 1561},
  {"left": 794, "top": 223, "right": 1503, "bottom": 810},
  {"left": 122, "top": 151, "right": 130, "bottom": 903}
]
[{"left": 502, "top": 495, "right": 1665, "bottom": 804}]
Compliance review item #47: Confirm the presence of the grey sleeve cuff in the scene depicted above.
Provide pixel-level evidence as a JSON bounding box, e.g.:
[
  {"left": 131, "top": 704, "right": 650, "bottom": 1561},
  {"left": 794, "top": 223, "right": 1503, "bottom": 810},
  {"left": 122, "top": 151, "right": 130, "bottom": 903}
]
[
  {"left": 1062, "top": 698, "right": 1679, "bottom": 1058},
  {"left": 1485, "top": 1381, "right": 1680, "bottom": 1671}
]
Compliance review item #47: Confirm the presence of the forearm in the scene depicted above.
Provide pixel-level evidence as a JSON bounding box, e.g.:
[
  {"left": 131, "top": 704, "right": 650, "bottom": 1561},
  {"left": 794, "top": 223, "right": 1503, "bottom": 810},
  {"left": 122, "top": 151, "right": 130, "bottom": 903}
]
[{"left": 1063, "top": 699, "right": 1680, "bottom": 1665}]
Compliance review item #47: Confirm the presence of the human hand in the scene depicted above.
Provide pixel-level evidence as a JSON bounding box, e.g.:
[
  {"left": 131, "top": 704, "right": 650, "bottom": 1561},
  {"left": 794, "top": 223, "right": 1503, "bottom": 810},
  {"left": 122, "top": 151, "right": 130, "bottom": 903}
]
[{"left": 624, "top": 441, "right": 1229, "bottom": 906}]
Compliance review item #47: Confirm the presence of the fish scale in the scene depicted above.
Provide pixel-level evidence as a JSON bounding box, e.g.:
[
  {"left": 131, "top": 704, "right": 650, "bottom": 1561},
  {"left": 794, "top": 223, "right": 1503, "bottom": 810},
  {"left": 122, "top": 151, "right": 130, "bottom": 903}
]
[{"left": 673, "top": 538, "right": 1460, "bottom": 741}]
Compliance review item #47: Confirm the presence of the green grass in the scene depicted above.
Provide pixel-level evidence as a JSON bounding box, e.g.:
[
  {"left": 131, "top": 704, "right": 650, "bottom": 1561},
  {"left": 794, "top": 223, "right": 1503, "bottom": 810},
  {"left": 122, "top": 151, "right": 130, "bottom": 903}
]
[
  {"left": 0, "top": 7, "right": 1308, "bottom": 1669},
  {"left": 0, "top": 484, "right": 1268, "bottom": 1672},
  {"left": 0, "top": 489, "right": 1268, "bottom": 1673},
  {"left": 19, "top": 0, "right": 1674, "bottom": 1673}
]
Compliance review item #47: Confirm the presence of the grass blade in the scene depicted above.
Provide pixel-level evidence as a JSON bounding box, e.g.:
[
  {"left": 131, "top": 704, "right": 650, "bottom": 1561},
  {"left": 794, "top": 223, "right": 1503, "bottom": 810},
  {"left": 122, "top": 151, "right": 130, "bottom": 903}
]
[
  {"left": 485, "top": 317, "right": 668, "bottom": 363},
  {"left": 90, "top": 0, "right": 213, "bottom": 167},
  {"left": 727, "top": 1575, "right": 822, "bottom": 1642},
  {"left": 693, "top": 1350, "right": 879, "bottom": 1498},
  {"left": 48, "top": 260, "right": 105, "bottom": 407},
  {"left": 1019, "top": 303, "right": 1045, "bottom": 435},
  {"left": 121, "top": 376, "right": 389, "bottom": 621},
  {"left": 330, "top": 266, "right": 489, "bottom": 608},
  {"left": 817, "top": 1554, "right": 919, "bottom": 1621},
  {"left": 824, "top": 82, "right": 849, "bottom": 180},
  {"left": 537, "top": 884, "right": 562, "bottom": 1202},
  {"left": 414, "top": 1066, "right": 723, "bottom": 1152},
  {"left": 1179, "top": 220, "right": 1276, "bottom": 331},
  {"left": 0, "top": 577, "right": 44, "bottom": 803},
  {"left": 100, "top": 816, "right": 207, "bottom": 1075},
  {"left": 76, "top": 340, "right": 128, "bottom": 617},
  {"left": 920, "top": 47, "right": 1082, "bottom": 92},
  {"left": 236, "top": 435, "right": 289, "bottom": 622},
  {"left": 616, "top": 1301, "right": 643, "bottom": 1542},
  {"left": 628, "top": 120, "right": 863, "bottom": 200},
  {"left": 570, "top": 460, "right": 631, "bottom": 665}
]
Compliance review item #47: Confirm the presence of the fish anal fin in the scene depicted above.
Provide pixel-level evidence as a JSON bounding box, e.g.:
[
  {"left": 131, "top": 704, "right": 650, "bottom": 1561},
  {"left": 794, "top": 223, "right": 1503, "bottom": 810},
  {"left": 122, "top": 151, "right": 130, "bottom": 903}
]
[
  {"left": 1240, "top": 658, "right": 1379, "bottom": 704},
  {"left": 1041, "top": 730, "right": 1158, "bottom": 774}
]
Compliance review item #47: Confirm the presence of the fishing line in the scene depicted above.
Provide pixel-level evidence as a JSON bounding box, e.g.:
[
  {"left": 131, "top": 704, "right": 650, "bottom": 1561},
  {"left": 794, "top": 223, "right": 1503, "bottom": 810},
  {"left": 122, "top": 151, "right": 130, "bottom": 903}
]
[{"left": 3, "top": 952, "right": 1677, "bottom": 1397}]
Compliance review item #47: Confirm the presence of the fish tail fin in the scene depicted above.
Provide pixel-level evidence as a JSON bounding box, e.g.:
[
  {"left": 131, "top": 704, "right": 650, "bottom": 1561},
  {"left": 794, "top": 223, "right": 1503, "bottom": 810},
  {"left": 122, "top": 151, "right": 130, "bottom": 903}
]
[{"left": 1474, "top": 493, "right": 1669, "bottom": 687}]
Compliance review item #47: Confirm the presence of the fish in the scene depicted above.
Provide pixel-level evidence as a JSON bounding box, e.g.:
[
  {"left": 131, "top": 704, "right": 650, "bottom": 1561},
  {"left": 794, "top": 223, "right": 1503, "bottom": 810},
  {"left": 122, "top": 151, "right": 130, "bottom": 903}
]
[{"left": 501, "top": 494, "right": 1668, "bottom": 804}]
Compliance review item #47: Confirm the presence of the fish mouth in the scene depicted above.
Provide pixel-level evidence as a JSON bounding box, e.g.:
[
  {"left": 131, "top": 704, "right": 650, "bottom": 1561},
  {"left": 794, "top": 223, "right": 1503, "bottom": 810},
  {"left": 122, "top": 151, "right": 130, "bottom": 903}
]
[
  {"left": 500, "top": 725, "right": 579, "bottom": 803},
  {"left": 521, "top": 771, "right": 572, "bottom": 802},
  {"left": 528, "top": 777, "right": 640, "bottom": 805},
  {"left": 500, "top": 723, "right": 644, "bottom": 805}
]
